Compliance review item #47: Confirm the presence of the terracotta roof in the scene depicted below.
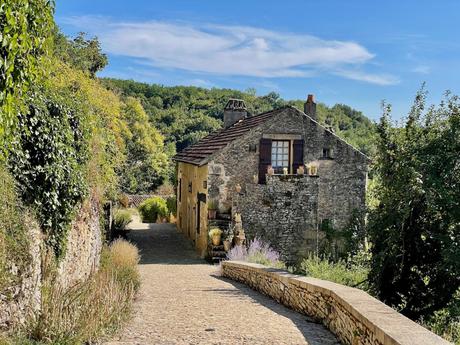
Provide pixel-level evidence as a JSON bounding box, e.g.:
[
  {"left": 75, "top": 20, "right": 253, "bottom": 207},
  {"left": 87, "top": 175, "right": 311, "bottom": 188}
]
[{"left": 173, "top": 106, "right": 288, "bottom": 165}]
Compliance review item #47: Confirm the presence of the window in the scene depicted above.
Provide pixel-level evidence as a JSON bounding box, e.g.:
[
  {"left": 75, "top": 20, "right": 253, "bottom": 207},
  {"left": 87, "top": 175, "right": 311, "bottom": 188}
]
[
  {"left": 271, "top": 140, "right": 290, "bottom": 173},
  {"left": 323, "top": 148, "right": 332, "bottom": 159},
  {"left": 178, "top": 178, "right": 182, "bottom": 202}
]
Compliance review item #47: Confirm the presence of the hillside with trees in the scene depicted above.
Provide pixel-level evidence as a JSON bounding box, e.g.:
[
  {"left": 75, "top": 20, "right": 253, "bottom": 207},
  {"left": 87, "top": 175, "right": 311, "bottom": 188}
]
[{"left": 102, "top": 79, "right": 378, "bottom": 159}]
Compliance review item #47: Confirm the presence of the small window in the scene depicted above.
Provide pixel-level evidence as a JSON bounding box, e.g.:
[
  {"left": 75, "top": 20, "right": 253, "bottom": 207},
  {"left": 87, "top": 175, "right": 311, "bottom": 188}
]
[
  {"left": 323, "top": 148, "right": 332, "bottom": 159},
  {"left": 179, "top": 178, "right": 182, "bottom": 202},
  {"left": 271, "top": 140, "right": 290, "bottom": 173}
]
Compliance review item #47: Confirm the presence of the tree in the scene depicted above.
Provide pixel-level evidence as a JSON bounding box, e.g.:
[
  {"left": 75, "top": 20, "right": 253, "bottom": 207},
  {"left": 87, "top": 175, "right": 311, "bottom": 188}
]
[
  {"left": 53, "top": 31, "right": 108, "bottom": 77},
  {"left": 0, "top": 0, "right": 55, "bottom": 154},
  {"left": 369, "top": 89, "right": 460, "bottom": 320},
  {"left": 119, "top": 97, "right": 169, "bottom": 193}
]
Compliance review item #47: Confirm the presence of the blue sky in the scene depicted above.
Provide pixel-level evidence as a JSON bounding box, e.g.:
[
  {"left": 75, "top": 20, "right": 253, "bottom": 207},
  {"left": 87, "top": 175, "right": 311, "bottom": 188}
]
[{"left": 55, "top": 0, "right": 460, "bottom": 121}]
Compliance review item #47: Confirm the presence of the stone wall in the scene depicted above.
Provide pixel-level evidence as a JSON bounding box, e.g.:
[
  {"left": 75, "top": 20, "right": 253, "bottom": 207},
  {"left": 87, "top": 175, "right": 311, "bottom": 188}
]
[
  {"left": 208, "top": 107, "right": 368, "bottom": 262},
  {"left": 0, "top": 193, "right": 104, "bottom": 328},
  {"left": 0, "top": 215, "right": 41, "bottom": 329},
  {"left": 240, "top": 175, "right": 320, "bottom": 263},
  {"left": 222, "top": 261, "right": 450, "bottom": 345},
  {"left": 58, "top": 193, "right": 103, "bottom": 287}
]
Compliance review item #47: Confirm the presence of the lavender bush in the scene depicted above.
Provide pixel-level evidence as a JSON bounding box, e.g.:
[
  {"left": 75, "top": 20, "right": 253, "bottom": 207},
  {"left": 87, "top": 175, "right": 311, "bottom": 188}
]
[{"left": 226, "top": 237, "right": 285, "bottom": 269}]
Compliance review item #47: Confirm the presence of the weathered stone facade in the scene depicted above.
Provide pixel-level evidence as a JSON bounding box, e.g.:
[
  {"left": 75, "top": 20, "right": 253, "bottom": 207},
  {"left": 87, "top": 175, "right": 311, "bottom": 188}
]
[
  {"left": 207, "top": 107, "right": 368, "bottom": 262},
  {"left": 222, "top": 261, "right": 450, "bottom": 345}
]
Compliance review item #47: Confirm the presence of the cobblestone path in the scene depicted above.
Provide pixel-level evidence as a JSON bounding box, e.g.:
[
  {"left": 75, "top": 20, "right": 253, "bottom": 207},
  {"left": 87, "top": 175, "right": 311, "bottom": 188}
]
[{"left": 106, "top": 216, "right": 340, "bottom": 345}]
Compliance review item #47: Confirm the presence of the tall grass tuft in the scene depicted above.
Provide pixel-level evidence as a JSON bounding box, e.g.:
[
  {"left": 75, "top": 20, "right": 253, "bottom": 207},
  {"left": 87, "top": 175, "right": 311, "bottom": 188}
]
[
  {"left": 23, "top": 240, "right": 140, "bottom": 344},
  {"left": 300, "top": 254, "right": 369, "bottom": 290}
]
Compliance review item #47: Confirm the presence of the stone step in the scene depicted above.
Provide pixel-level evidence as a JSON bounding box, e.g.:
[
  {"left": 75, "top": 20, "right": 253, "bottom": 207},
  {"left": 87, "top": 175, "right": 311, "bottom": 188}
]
[{"left": 210, "top": 250, "right": 227, "bottom": 258}]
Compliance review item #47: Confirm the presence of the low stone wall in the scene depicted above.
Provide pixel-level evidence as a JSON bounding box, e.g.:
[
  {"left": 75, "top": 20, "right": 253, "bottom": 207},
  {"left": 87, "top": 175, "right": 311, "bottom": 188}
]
[{"left": 222, "top": 261, "right": 450, "bottom": 345}]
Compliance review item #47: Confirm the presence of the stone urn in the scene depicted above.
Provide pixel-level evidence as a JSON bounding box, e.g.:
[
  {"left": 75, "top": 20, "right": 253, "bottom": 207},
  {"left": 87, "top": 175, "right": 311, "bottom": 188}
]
[
  {"left": 297, "top": 165, "right": 305, "bottom": 175},
  {"left": 212, "top": 235, "right": 221, "bottom": 246},
  {"left": 223, "top": 240, "right": 231, "bottom": 251},
  {"left": 267, "top": 165, "right": 274, "bottom": 176}
]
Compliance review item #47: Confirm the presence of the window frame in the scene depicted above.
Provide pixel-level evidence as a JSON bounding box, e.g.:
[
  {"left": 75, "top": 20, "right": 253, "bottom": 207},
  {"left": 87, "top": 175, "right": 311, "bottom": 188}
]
[{"left": 271, "top": 140, "right": 291, "bottom": 174}]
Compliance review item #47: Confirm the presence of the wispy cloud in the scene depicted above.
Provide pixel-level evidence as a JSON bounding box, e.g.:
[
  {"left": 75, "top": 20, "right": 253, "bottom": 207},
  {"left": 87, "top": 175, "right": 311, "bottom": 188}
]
[
  {"left": 412, "top": 65, "right": 431, "bottom": 75},
  {"left": 333, "top": 69, "right": 400, "bottom": 86},
  {"left": 62, "top": 15, "right": 398, "bottom": 85}
]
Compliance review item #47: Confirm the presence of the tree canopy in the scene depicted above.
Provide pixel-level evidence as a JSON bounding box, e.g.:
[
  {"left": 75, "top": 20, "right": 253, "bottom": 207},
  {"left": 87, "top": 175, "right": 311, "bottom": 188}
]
[{"left": 369, "top": 89, "right": 460, "bottom": 319}]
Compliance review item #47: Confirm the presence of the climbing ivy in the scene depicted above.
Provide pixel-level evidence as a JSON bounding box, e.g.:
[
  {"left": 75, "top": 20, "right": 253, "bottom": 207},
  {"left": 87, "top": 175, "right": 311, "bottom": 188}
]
[
  {"left": 8, "top": 88, "right": 89, "bottom": 258},
  {"left": 0, "top": 0, "right": 55, "bottom": 155}
]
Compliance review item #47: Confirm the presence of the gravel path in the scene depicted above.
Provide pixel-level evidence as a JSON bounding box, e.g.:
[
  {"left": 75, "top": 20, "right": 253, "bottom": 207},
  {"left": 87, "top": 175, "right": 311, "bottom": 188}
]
[{"left": 105, "top": 216, "right": 340, "bottom": 345}]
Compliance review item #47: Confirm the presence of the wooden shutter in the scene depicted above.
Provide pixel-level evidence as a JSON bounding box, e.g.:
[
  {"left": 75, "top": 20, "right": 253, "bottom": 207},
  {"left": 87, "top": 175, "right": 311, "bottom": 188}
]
[
  {"left": 292, "top": 139, "right": 304, "bottom": 172},
  {"left": 258, "top": 138, "right": 272, "bottom": 184}
]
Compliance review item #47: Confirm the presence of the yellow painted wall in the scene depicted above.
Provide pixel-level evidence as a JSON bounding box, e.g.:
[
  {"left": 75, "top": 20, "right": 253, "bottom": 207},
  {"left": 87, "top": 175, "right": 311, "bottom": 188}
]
[{"left": 176, "top": 162, "right": 209, "bottom": 257}]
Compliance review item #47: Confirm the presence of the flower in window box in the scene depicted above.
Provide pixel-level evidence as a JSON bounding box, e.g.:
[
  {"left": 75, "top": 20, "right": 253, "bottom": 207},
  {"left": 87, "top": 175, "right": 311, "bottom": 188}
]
[
  {"left": 310, "top": 165, "right": 318, "bottom": 175},
  {"left": 283, "top": 167, "right": 288, "bottom": 175},
  {"left": 297, "top": 165, "right": 305, "bottom": 175}
]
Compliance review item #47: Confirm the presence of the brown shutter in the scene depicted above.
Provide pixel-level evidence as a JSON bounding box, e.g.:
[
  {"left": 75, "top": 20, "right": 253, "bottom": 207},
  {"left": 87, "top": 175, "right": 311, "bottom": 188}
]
[
  {"left": 293, "top": 139, "right": 304, "bottom": 172},
  {"left": 258, "top": 138, "right": 272, "bottom": 184}
]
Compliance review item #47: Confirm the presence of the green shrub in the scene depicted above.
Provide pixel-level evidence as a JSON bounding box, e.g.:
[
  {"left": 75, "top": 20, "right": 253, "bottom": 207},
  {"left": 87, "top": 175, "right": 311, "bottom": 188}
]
[
  {"left": 166, "top": 196, "right": 177, "bottom": 216},
  {"left": 300, "top": 254, "right": 369, "bottom": 290},
  {"left": 421, "top": 291, "right": 460, "bottom": 344},
  {"left": 118, "top": 194, "right": 129, "bottom": 208},
  {"left": 111, "top": 210, "right": 133, "bottom": 239},
  {"left": 138, "top": 197, "right": 168, "bottom": 223}
]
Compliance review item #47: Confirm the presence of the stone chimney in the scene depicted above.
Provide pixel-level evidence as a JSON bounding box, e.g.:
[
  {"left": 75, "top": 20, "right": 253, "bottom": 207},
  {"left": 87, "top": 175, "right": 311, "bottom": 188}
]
[
  {"left": 304, "top": 94, "right": 317, "bottom": 120},
  {"left": 224, "top": 99, "right": 247, "bottom": 128}
]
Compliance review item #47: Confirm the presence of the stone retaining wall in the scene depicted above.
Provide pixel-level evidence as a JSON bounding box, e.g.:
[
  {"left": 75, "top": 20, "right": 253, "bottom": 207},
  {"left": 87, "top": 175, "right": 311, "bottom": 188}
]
[{"left": 222, "top": 261, "right": 451, "bottom": 345}]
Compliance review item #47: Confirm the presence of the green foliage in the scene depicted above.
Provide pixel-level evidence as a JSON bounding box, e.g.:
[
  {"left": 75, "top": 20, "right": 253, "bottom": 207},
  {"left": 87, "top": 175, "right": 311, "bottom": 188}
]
[
  {"left": 0, "top": 165, "right": 31, "bottom": 294},
  {"left": 300, "top": 254, "right": 369, "bottom": 290},
  {"left": 422, "top": 291, "right": 460, "bottom": 344},
  {"left": 53, "top": 31, "right": 108, "bottom": 77},
  {"left": 138, "top": 197, "right": 168, "bottom": 223},
  {"left": 368, "top": 89, "right": 460, "bottom": 320},
  {"left": 112, "top": 209, "right": 133, "bottom": 235},
  {"left": 118, "top": 97, "right": 169, "bottom": 193},
  {"left": 0, "top": 0, "right": 55, "bottom": 154},
  {"left": 7, "top": 87, "right": 89, "bottom": 258},
  {"left": 166, "top": 196, "right": 177, "bottom": 216},
  {"left": 101, "top": 78, "right": 377, "bottom": 156}
]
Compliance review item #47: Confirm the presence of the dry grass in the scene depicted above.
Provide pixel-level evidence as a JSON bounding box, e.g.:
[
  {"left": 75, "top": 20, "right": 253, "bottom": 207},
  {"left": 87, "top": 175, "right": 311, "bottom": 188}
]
[
  {"left": 18, "top": 240, "right": 140, "bottom": 344},
  {"left": 108, "top": 239, "right": 140, "bottom": 268}
]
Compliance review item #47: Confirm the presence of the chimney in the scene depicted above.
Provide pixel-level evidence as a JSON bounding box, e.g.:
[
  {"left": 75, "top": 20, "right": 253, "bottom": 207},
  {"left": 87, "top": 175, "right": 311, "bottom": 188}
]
[
  {"left": 223, "top": 99, "right": 247, "bottom": 128},
  {"left": 304, "top": 94, "right": 317, "bottom": 120}
]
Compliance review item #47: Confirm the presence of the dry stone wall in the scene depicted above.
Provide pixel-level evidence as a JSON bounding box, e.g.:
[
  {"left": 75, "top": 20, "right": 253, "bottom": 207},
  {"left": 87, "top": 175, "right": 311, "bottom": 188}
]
[{"left": 222, "top": 261, "right": 451, "bottom": 345}]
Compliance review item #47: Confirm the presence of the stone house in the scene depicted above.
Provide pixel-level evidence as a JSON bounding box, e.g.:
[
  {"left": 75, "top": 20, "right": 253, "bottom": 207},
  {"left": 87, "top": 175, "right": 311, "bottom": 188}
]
[{"left": 173, "top": 95, "right": 369, "bottom": 262}]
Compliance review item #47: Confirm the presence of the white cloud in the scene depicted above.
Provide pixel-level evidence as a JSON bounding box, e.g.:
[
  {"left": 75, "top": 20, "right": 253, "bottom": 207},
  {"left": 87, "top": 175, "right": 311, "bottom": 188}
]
[
  {"left": 412, "top": 65, "right": 431, "bottom": 75},
  {"left": 334, "top": 69, "right": 400, "bottom": 86},
  {"left": 62, "top": 16, "right": 398, "bottom": 85}
]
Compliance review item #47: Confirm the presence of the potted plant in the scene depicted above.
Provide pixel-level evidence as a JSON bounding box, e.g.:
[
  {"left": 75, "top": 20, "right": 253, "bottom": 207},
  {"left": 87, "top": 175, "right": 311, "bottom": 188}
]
[
  {"left": 208, "top": 199, "right": 218, "bottom": 219},
  {"left": 223, "top": 233, "right": 233, "bottom": 251},
  {"left": 209, "top": 228, "right": 223, "bottom": 246}
]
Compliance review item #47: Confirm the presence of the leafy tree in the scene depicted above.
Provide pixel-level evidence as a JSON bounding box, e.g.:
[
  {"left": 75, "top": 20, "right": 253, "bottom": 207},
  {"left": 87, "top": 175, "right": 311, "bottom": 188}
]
[
  {"left": 0, "top": 0, "right": 55, "bottom": 154},
  {"left": 53, "top": 31, "right": 108, "bottom": 76},
  {"left": 368, "top": 89, "right": 460, "bottom": 320},
  {"left": 119, "top": 97, "right": 169, "bottom": 193}
]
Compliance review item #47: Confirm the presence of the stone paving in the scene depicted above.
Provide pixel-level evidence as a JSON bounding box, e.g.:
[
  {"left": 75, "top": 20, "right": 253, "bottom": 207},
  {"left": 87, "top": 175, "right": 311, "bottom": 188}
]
[{"left": 105, "top": 216, "right": 340, "bottom": 345}]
